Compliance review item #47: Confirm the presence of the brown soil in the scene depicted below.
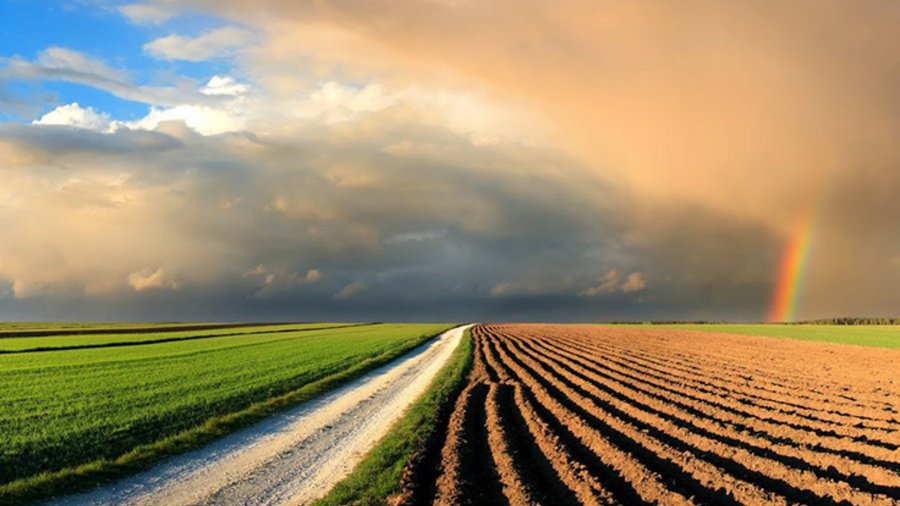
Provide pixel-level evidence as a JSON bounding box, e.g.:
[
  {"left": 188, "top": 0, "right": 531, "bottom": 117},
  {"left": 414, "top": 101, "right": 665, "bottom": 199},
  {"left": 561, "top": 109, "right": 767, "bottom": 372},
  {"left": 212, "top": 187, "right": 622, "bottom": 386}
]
[{"left": 403, "top": 324, "right": 900, "bottom": 506}]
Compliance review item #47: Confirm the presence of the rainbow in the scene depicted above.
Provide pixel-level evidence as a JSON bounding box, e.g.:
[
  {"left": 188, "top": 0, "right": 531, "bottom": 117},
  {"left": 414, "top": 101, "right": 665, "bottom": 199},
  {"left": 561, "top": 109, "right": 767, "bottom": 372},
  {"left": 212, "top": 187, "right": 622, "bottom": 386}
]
[{"left": 768, "top": 206, "right": 818, "bottom": 322}]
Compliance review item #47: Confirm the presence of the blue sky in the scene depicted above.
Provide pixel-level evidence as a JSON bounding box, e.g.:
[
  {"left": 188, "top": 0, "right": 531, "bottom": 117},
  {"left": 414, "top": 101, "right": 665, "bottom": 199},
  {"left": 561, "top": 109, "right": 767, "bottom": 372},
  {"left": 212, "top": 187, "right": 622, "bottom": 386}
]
[{"left": 0, "top": 0, "right": 238, "bottom": 121}]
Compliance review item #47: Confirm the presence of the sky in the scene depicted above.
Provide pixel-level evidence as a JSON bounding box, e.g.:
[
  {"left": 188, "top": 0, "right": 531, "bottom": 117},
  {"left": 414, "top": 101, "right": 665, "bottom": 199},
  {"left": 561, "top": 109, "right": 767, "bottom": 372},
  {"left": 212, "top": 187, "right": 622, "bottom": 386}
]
[{"left": 0, "top": 0, "right": 897, "bottom": 322}]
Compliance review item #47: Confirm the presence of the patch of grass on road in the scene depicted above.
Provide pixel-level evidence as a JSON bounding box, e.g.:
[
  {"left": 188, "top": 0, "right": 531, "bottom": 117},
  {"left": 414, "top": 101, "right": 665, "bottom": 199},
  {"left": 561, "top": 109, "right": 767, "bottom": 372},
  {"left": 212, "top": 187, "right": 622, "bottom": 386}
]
[
  {"left": 619, "top": 323, "right": 900, "bottom": 348},
  {"left": 315, "top": 326, "right": 473, "bottom": 506},
  {"left": 0, "top": 323, "right": 452, "bottom": 504}
]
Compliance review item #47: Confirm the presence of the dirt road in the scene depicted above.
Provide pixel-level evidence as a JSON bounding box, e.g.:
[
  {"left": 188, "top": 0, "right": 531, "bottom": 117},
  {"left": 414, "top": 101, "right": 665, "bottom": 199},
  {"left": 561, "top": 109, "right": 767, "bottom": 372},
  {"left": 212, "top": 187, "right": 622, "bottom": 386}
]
[{"left": 48, "top": 324, "right": 469, "bottom": 506}]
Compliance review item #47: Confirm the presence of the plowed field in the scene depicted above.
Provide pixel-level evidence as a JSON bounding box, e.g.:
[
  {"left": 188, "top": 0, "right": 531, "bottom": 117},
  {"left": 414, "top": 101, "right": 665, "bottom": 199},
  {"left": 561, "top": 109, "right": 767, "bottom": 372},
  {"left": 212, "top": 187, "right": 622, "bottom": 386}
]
[{"left": 404, "top": 324, "right": 900, "bottom": 505}]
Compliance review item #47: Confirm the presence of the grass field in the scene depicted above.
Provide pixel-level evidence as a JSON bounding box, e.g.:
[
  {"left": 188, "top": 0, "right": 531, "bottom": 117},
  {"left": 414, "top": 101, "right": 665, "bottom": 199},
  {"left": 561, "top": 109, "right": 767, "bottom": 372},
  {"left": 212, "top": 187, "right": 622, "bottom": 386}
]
[
  {"left": 617, "top": 323, "right": 900, "bottom": 348},
  {"left": 0, "top": 322, "right": 451, "bottom": 501},
  {"left": 0, "top": 322, "right": 357, "bottom": 353},
  {"left": 0, "top": 322, "right": 213, "bottom": 333}
]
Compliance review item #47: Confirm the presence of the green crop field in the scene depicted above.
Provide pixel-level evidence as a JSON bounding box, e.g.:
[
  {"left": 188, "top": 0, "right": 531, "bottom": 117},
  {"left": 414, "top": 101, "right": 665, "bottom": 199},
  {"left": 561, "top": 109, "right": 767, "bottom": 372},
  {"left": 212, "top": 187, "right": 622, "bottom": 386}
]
[
  {"left": 618, "top": 323, "right": 900, "bottom": 348},
  {"left": 0, "top": 322, "right": 452, "bottom": 500},
  {"left": 0, "top": 322, "right": 357, "bottom": 353},
  {"left": 0, "top": 322, "right": 228, "bottom": 333}
]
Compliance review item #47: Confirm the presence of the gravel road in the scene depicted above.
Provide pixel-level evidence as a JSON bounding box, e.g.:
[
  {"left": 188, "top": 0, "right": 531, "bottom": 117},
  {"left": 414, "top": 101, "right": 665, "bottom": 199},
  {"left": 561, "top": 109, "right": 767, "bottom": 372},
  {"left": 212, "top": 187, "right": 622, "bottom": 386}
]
[{"left": 47, "top": 324, "right": 470, "bottom": 506}]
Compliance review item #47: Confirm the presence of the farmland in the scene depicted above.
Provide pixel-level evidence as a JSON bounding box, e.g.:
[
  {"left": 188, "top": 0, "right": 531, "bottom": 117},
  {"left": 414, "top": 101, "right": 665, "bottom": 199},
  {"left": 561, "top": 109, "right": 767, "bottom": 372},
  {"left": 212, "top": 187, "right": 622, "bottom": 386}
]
[
  {"left": 0, "top": 322, "right": 228, "bottom": 334},
  {"left": 617, "top": 323, "right": 900, "bottom": 348},
  {"left": 399, "top": 324, "right": 900, "bottom": 505},
  {"left": 0, "top": 322, "right": 451, "bottom": 502}
]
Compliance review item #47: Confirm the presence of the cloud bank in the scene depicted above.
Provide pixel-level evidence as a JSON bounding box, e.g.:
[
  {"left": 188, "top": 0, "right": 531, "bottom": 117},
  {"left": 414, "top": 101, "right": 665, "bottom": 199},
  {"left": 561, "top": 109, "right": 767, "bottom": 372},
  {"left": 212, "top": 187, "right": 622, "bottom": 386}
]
[{"left": 0, "top": 0, "right": 897, "bottom": 321}]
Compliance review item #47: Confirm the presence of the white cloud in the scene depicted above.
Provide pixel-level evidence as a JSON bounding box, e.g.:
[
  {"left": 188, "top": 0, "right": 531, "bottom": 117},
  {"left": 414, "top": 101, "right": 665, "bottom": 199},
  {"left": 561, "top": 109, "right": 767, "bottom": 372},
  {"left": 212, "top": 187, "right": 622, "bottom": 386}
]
[
  {"left": 34, "top": 47, "right": 127, "bottom": 81},
  {"left": 119, "top": 3, "right": 178, "bottom": 25},
  {"left": 34, "top": 103, "right": 111, "bottom": 131},
  {"left": 127, "top": 268, "right": 178, "bottom": 291},
  {"left": 11, "top": 61, "right": 250, "bottom": 136},
  {"left": 202, "top": 75, "right": 250, "bottom": 96},
  {"left": 288, "top": 82, "right": 400, "bottom": 124},
  {"left": 125, "top": 104, "right": 245, "bottom": 135},
  {"left": 284, "top": 82, "right": 543, "bottom": 146},
  {"left": 1, "top": 48, "right": 217, "bottom": 107},
  {"left": 144, "top": 27, "right": 254, "bottom": 61},
  {"left": 106, "top": 75, "right": 251, "bottom": 135}
]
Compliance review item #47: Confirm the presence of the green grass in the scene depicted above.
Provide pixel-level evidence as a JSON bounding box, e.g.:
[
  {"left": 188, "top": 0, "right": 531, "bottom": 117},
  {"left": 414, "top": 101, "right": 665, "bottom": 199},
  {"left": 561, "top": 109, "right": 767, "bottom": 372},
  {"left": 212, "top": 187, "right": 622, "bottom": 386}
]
[
  {"left": 0, "top": 322, "right": 358, "bottom": 352},
  {"left": 0, "top": 323, "right": 453, "bottom": 503},
  {"left": 315, "top": 327, "right": 474, "bottom": 506},
  {"left": 616, "top": 323, "right": 900, "bottom": 348},
  {"left": 0, "top": 322, "right": 213, "bottom": 333}
]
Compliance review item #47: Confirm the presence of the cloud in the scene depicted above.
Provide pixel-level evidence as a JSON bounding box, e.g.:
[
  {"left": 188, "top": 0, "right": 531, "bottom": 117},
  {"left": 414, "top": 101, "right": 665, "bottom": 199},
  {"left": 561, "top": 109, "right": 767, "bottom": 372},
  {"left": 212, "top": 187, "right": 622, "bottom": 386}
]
[
  {"left": 119, "top": 3, "right": 178, "bottom": 24},
  {"left": 305, "top": 269, "right": 323, "bottom": 283},
  {"left": 128, "top": 268, "right": 178, "bottom": 291},
  {"left": 34, "top": 102, "right": 111, "bottom": 131},
  {"left": 385, "top": 230, "right": 445, "bottom": 244},
  {"left": 115, "top": 76, "right": 251, "bottom": 135},
  {"left": 188, "top": 1, "right": 900, "bottom": 224},
  {"left": 0, "top": 109, "right": 628, "bottom": 320},
  {"left": 335, "top": 281, "right": 366, "bottom": 300},
  {"left": 127, "top": 104, "right": 245, "bottom": 135},
  {"left": 1, "top": 48, "right": 219, "bottom": 108},
  {"left": 581, "top": 270, "right": 646, "bottom": 296},
  {"left": 580, "top": 270, "right": 619, "bottom": 297},
  {"left": 489, "top": 277, "right": 575, "bottom": 298},
  {"left": 13, "top": 74, "right": 244, "bottom": 137},
  {"left": 1, "top": 1, "right": 898, "bottom": 321},
  {"left": 144, "top": 27, "right": 254, "bottom": 61},
  {"left": 621, "top": 272, "right": 646, "bottom": 293},
  {"left": 202, "top": 75, "right": 250, "bottom": 96},
  {"left": 245, "top": 265, "right": 323, "bottom": 298},
  {"left": 35, "top": 47, "right": 128, "bottom": 81}
]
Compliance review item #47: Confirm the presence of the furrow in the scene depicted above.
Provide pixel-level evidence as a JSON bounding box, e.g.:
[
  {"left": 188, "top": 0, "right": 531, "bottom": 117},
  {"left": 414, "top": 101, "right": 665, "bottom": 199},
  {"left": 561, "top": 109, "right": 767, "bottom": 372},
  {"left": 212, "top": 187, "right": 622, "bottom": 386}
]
[
  {"left": 543, "top": 332, "right": 900, "bottom": 450},
  {"left": 493, "top": 334, "right": 784, "bottom": 505},
  {"left": 482, "top": 332, "right": 702, "bottom": 505},
  {"left": 551, "top": 331, "right": 898, "bottom": 427},
  {"left": 477, "top": 327, "right": 632, "bottom": 505},
  {"left": 485, "top": 382, "right": 536, "bottom": 505},
  {"left": 508, "top": 333, "right": 900, "bottom": 503},
  {"left": 536, "top": 332, "right": 900, "bottom": 464},
  {"left": 551, "top": 327, "right": 897, "bottom": 413},
  {"left": 434, "top": 382, "right": 506, "bottom": 506}
]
